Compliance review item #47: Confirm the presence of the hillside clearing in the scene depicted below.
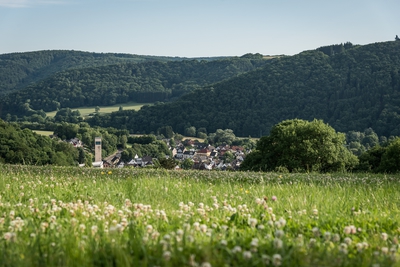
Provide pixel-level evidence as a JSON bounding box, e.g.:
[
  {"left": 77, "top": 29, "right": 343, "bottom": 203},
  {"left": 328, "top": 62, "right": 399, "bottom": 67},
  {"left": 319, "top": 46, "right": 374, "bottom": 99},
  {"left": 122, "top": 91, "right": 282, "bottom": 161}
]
[{"left": 46, "top": 102, "right": 151, "bottom": 118}]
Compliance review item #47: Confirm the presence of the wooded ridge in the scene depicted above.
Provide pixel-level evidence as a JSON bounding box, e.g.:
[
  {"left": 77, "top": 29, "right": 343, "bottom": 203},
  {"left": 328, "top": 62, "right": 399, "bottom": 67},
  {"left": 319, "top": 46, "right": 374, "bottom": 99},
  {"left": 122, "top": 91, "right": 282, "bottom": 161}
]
[
  {"left": 86, "top": 41, "right": 400, "bottom": 137},
  {"left": 0, "top": 52, "right": 267, "bottom": 113},
  {"left": 0, "top": 50, "right": 203, "bottom": 95},
  {"left": 1, "top": 41, "right": 400, "bottom": 138}
]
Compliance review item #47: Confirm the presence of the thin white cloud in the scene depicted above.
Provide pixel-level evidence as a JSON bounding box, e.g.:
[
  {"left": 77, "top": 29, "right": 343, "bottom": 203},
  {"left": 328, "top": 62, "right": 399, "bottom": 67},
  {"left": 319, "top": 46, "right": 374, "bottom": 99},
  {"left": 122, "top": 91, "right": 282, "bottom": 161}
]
[{"left": 0, "top": 0, "right": 65, "bottom": 8}]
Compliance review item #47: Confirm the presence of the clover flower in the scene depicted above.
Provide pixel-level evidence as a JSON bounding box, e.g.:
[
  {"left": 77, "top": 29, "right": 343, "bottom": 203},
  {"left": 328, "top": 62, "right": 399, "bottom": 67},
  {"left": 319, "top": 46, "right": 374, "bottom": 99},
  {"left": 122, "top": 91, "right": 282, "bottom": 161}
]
[
  {"left": 146, "top": 225, "right": 153, "bottom": 233},
  {"left": 312, "top": 227, "right": 320, "bottom": 237},
  {"left": 381, "top": 232, "right": 388, "bottom": 241},
  {"left": 250, "top": 238, "right": 259, "bottom": 247},
  {"left": 3, "top": 232, "right": 16, "bottom": 242},
  {"left": 91, "top": 225, "right": 98, "bottom": 236},
  {"left": 274, "top": 238, "right": 283, "bottom": 249},
  {"left": 275, "top": 230, "right": 285, "bottom": 239},
  {"left": 262, "top": 255, "right": 271, "bottom": 265},
  {"left": 344, "top": 225, "right": 357, "bottom": 235},
  {"left": 243, "top": 250, "right": 252, "bottom": 259},
  {"left": 176, "top": 229, "right": 184, "bottom": 237},
  {"left": 163, "top": 251, "right": 171, "bottom": 261},
  {"left": 193, "top": 222, "right": 200, "bottom": 231},
  {"left": 339, "top": 243, "right": 348, "bottom": 254},
  {"left": 79, "top": 224, "right": 86, "bottom": 233},
  {"left": 200, "top": 224, "right": 207, "bottom": 233},
  {"left": 231, "top": 246, "right": 242, "bottom": 253},
  {"left": 272, "top": 254, "right": 282, "bottom": 266},
  {"left": 332, "top": 233, "right": 340, "bottom": 243},
  {"left": 10, "top": 217, "right": 25, "bottom": 231},
  {"left": 344, "top": 237, "right": 352, "bottom": 245},
  {"left": 255, "top": 198, "right": 263, "bottom": 205},
  {"left": 151, "top": 231, "right": 160, "bottom": 240},
  {"left": 323, "top": 232, "right": 331, "bottom": 241},
  {"left": 248, "top": 218, "right": 257, "bottom": 228},
  {"left": 356, "top": 242, "right": 369, "bottom": 252}
]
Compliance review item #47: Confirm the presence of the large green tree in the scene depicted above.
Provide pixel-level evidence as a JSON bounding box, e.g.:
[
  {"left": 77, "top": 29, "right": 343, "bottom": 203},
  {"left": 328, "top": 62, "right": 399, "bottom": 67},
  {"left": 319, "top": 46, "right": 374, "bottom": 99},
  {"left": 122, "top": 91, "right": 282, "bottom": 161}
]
[
  {"left": 377, "top": 138, "right": 400, "bottom": 173},
  {"left": 241, "top": 119, "right": 358, "bottom": 172}
]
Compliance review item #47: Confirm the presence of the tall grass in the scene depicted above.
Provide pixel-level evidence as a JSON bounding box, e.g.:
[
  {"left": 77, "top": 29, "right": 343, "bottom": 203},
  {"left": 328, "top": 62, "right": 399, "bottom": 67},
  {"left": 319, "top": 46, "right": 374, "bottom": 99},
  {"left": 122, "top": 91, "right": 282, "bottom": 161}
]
[{"left": 1, "top": 165, "right": 400, "bottom": 266}]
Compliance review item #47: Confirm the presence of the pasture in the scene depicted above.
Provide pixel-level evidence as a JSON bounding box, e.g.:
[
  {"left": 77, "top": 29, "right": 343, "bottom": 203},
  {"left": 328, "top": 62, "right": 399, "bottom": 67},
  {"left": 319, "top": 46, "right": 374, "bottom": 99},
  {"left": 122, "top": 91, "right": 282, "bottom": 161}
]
[
  {"left": 46, "top": 102, "right": 151, "bottom": 118},
  {"left": 32, "top": 130, "right": 54, "bottom": 136},
  {"left": 1, "top": 165, "right": 400, "bottom": 267}
]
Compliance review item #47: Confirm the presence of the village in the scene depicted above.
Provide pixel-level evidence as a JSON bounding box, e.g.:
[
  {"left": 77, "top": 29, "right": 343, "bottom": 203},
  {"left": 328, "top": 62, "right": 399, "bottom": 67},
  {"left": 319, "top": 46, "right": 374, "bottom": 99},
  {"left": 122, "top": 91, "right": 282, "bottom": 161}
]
[{"left": 95, "top": 138, "right": 249, "bottom": 171}]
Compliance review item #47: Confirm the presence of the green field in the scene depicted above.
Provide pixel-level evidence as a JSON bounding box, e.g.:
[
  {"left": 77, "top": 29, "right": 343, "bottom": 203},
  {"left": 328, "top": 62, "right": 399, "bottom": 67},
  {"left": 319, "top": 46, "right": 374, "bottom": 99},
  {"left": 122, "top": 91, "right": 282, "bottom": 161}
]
[
  {"left": 1, "top": 165, "right": 400, "bottom": 267},
  {"left": 46, "top": 102, "right": 151, "bottom": 118},
  {"left": 32, "top": 130, "right": 54, "bottom": 136}
]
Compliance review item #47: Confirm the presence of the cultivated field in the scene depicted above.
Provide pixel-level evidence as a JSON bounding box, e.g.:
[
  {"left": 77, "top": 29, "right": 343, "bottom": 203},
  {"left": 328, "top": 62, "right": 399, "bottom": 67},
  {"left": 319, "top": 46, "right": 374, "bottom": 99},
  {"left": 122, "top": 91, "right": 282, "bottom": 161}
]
[
  {"left": 46, "top": 102, "right": 151, "bottom": 118},
  {"left": 1, "top": 165, "right": 400, "bottom": 267}
]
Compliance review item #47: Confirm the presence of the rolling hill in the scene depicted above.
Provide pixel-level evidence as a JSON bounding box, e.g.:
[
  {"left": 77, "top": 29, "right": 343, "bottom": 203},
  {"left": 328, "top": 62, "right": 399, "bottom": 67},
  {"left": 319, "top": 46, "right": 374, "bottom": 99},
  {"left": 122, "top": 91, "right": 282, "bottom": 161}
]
[
  {"left": 0, "top": 50, "right": 195, "bottom": 96},
  {"left": 1, "top": 41, "right": 400, "bottom": 138},
  {"left": 0, "top": 53, "right": 269, "bottom": 114},
  {"left": 85, "top": 41, "right": 400, "bottom": 137}
]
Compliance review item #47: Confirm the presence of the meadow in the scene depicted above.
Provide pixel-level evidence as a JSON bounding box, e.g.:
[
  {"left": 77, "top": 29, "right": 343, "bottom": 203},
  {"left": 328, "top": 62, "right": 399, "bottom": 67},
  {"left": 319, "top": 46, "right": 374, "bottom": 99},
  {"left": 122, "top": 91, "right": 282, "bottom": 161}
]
[
  {"left": 46, "top": 102, "right": 151, "bottom": 118},
  {"left": 1, "top": 165, "right": 400, "bottom": 267}
]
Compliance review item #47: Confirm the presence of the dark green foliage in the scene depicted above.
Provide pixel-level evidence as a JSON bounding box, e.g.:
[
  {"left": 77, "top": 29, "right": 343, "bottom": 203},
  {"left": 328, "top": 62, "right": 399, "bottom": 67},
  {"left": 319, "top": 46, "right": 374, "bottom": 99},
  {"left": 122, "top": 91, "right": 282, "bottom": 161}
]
[
  {"left": 378, "top": 138, "right": 400, "bottom": 173},
  {"left": 357, "top": 146, "right": 387, "bottom": 172},
  {"left": 0, "top": 55, "right": 268, "bottom": 116},
  {"left": 231, "top": 137, "right": 257, "bottom": 149},
  {"left": 157, "top": 125, "right": 174, "bottom": 139},
  {"left": 316, "top": 42, "right": 355, "bottom": 56},
  {"left": 241, "top": 119, "right": 358, "bottom": 173},
  {"left": 0, "top": 50, "right": 192, "bottom": 96},
  {"left": 357, "top": 138, "right": 400, "bottom": 173},
  {"left": 184, "top": 126, "right": 196, "bottom": 137},
  {"left": 54, "top": 108, "right": 83, "bottom": 123},
  {"left": 223, "top": 151, "right": 235, "bottom": 163},
  {"left": 207, "top": 129, "right": 236, "bottom": 145},
  {"left": 157, "top": 157, "right": 177, "bottom": 170},
  {"left": 87, "top": 41, "right": 400, "bottom": 137},
  {"left": 0, "top": 119, "right": 79, "bottom": 166},
  {"left": 345, "top": 128, "right": 387, "bottom": 156},
  {"left": 54, "top": 122, "right": 79, "bottom": 140},
  {"left": 181, "top": 158, "right": 194, "bottom": 170},
  {"left": 127, "top": 135, "right": 157, "bottom": 145}
]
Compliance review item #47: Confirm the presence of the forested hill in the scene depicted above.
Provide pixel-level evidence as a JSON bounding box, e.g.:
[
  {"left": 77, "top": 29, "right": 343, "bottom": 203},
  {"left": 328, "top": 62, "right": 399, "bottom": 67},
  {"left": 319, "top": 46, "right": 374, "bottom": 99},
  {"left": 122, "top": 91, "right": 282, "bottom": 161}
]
[
  {"left": 0, "top": 54, "right": 268, "bottom": 113},
  {"left": 0, "top": 50, "right": 194, "bottom": 95},
  {"left": 88, "top": 41, "right": 400, "bottom": 137}
]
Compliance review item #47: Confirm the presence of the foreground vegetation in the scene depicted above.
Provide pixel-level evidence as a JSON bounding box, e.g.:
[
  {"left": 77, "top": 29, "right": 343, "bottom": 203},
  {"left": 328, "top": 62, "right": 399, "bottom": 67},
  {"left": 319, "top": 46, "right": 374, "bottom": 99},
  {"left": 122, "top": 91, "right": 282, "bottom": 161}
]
[{"left": 1, "top": 165, "right": 400, "bottom": 266}]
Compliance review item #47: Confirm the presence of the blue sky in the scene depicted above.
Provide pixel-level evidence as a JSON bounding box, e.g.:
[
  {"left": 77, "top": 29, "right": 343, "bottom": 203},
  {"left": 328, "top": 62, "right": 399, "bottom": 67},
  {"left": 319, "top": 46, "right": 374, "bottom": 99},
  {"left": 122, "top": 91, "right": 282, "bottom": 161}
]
[{"left": 0, "top": 0, "right": 399, "bottom": 57}]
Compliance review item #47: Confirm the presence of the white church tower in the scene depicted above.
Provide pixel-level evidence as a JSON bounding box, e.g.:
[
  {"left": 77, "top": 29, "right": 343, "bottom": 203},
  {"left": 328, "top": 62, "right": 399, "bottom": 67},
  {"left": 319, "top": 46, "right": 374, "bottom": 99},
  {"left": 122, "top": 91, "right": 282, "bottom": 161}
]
[{"left": 92, "top": 137, "right": 103, "bottom": 168}]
